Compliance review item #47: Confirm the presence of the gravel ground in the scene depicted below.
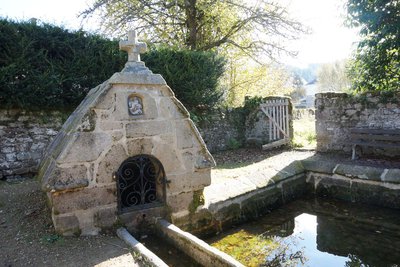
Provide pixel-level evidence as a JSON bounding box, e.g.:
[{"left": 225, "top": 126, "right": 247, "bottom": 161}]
[{"left": 0, "top": 179, "right": 138, "bottom": 267}]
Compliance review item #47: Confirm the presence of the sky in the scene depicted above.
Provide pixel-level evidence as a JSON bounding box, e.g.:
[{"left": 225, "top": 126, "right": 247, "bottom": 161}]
[
  {"left": 285, "top": 0, "right": 360, "bottom": 67},
  {"left": 0, "top": 0, "right": 360, "bottom": 68}
]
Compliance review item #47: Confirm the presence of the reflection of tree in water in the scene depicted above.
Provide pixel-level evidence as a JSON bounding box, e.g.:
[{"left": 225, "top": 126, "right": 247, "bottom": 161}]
[
  {"left": 345, "top": 254, "right": 370, "bottom": 267},
  {"left": 211, "top": 227, "right": 307, "bottom": 267},
  {"left": 261, "top": 235, "right": 307, "bottom": 267}
]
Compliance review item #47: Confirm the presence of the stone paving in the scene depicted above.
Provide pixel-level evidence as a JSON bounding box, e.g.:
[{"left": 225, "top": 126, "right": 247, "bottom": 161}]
[{"left": 205, "top": 150, "right": 314, "bottom": 205}]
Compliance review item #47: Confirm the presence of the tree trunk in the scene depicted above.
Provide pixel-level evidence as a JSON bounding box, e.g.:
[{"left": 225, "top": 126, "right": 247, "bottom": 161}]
[{"left": 185, "top": 0, "right": 197, "bottom": 50}]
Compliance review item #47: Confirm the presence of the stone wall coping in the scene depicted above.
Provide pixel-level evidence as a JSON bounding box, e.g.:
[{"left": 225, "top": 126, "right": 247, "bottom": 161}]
[
  {"left": 109, "top": 71, "right": 166, "bottom": 85},
  {"left": 156, "top": 219, "right": 244, "bottom": 267},
  {"left": 300, "top": 159, "right": 400, "bottom": 184},
  {"left": 204, "top": 158, "right": 400, "bottom": 217},
  {"left": 116, "top": 227, "right": 168, "bottom": 267}
]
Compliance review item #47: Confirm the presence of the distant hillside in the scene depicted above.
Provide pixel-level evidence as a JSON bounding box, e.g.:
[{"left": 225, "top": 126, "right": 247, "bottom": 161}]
[{"left": 287, "top": 64, "right": 320, "bottom": 84}]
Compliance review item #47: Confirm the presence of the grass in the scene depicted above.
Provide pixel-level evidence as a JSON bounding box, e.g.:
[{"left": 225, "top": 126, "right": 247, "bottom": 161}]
[{"left": 292, "top": 117, "right": 316, "bottom": 149}]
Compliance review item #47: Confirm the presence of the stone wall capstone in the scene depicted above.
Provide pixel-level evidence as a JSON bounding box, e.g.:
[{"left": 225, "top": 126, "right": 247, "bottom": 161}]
[
  {"left": 0, "top": 110, "right": 63, "bottom": 179},
  {"left": 315, "top": 91, "right": 400, "bottom": 157}
]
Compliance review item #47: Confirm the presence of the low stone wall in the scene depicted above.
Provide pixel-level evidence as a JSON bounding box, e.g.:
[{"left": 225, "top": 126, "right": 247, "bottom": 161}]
[
  {"left": 155, "top": 219, "right": 243, "bottom": 267},
  {"left": 304, "top": 160, "right": 400, "bottom": 209},
  {"left": 0, "top": 110, "right": 63, "bottom": 179},
  {"left": 1, "top": 99, "right": 292, "bottom": 178},
  {"left": 315, "top": 91, "right": 400, "bottom": 157},
  {"left": 0, "top": 108, "right": 242, "bottom": 178},
  {"left": 197, "top": 110, "right": 242, "bottom": 153}
]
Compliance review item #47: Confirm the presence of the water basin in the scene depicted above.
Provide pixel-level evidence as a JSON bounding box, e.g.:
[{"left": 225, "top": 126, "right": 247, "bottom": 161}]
[
  {"left": 141, "top": 234, "right": 202, "bottom": 267},
  {"left": 206, "top": 197, "right": 400, "bottom": 267}
]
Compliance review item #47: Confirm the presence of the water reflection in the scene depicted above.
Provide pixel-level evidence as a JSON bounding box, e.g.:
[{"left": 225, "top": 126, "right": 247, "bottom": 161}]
[{"left": 207, "top": 198, "right": 400, "bottom": 267}]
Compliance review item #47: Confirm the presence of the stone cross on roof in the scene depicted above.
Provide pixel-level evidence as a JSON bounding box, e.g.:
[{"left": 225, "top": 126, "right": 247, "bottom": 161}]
[{"left": 119, "top": 30, "right": 147, "bottom": 62}]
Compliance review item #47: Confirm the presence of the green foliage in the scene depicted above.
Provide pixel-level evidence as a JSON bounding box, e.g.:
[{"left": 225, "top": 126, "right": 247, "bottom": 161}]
[
  {"left": 143, "top": 48, "right": 226, "bottom": 113},
  {"left": 292, "top": 117, "right": 316, "bottom": 148},
  {"left": 227, "top": 138, "right": 242, "bottom": 150},
  {"left": 0, "top": 19, "right": 126, "bottom": 110},
  {"left": 317, "top": 60, "right": 351, "bottom": 92},
  {"left": 210, "top": 229, "right": 306, "bottom": 267},
  {"left": 83, "top": 0, "right": 306, "bottom": 61},
  {"left": 0, "top": 19, "right": 225, "bottom": 113},
  {"left": 346, "top": 0, "right": 400, "bottom": 92},
  {"left": 41, "top": 234, "right": 64, "bottom": 244}
]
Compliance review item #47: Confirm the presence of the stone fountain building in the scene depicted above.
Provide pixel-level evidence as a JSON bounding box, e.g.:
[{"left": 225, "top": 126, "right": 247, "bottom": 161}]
[{"left": 38, "top": 31, "right": 215, "bottom": 236}]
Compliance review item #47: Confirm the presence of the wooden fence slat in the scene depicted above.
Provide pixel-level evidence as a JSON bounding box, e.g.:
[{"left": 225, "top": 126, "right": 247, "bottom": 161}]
[{"left": 261, "top": 99, "right": 290, "bottom": 144}]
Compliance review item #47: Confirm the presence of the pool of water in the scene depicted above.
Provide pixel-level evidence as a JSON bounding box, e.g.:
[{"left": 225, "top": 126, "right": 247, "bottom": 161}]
[
  {"left": 140, "top": 234, "right": 202, "bottom": 267},
  {"left": 206, "top": 197, "right": 400, "bottom": 267}
]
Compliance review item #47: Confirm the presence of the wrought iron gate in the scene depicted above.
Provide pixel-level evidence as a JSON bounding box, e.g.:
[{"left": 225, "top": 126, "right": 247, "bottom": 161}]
[
  {"left": 116, "top": 155, "right": 165, "bottom": 212},
  {"left": 260, "top": 99, "right": 290, "bottom": 150}
]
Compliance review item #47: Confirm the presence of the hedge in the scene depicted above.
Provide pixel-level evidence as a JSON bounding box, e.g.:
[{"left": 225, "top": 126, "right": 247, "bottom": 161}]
[{"left": 0, "top": 19, "right": 225, "bottom": 112}]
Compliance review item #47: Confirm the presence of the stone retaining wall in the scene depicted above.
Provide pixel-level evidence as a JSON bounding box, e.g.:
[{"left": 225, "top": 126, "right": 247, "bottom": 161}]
[
  {"left": 1, "top": 100, "right": 291, "bottom": 179},
  {"left": 0, "top": 110, "right": 63, "bottom": 179},
  {"left": 177, "top": 158, "right": 400, "bottom": 236},
  {"left": 0, "top": 109, "right": 240, "bottom": 179},
  {"left": 315, "top": 92, "right": 400, "bottom": 157},
  {"left": 197, "top": 110, "right": 242, "bottom": 153}
]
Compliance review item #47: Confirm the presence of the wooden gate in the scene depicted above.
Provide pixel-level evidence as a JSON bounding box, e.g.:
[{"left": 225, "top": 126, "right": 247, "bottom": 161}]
[{"left": 260, "top": 99, "right": 290, "bottom": 150}]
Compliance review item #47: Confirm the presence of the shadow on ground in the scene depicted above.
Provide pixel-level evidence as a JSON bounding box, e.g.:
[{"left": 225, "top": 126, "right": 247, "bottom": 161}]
[{"left": 0, "top": 179, "right": 137, "bottom": 267}]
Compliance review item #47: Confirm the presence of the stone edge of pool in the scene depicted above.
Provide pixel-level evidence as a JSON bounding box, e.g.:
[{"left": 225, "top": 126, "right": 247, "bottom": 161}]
[{"left": 172, "top": 159, "right": 400, "bottom": 237}]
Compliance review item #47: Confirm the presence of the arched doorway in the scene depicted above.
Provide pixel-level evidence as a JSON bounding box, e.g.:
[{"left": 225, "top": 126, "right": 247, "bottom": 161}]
[{"left": 116, "top": 155, "right": 166, "bottom": 213}]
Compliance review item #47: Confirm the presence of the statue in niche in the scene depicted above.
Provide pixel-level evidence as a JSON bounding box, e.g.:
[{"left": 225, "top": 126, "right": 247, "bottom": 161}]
[{"left": 128, "top": 96, "right": 143, "bottom": 116}]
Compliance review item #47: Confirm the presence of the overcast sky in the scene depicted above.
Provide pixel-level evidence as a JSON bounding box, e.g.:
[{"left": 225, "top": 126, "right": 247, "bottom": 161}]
[{"left": 0, "top": 0, "right": 359, "bottom": 67}]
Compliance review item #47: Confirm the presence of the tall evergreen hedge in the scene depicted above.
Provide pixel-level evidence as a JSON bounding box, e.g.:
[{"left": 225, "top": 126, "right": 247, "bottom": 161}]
[
  {"left": 0, "top": 19, "right": 126, "bottom": 110},
  {"left": 143, "top": 48, "right": 226, "bottom": 113},
  {"left": 0, "top": 19, "right": 225, "bottom": 112}
]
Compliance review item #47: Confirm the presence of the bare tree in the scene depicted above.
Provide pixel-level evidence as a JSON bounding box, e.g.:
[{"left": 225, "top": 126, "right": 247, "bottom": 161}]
[{"left": 82, "top": 0, "right": 307, "bottom": 61}]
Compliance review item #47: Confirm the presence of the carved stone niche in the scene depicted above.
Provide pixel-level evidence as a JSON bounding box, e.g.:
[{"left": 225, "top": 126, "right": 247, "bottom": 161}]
[{"left": 38, "top": 30, "right": 215, "bottom": 236}]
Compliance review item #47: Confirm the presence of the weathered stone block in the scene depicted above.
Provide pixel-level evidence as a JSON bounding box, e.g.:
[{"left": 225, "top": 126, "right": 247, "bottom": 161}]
[
  {"left": 301, "top": 160, "right": 337, "bottom": 174},
  {"left": 314, "top": 175, "right": 352, "bottom": 201},
  {"left": 182, "top": 151, "right": 195, "bottom": 171},
  {"left": 1, "top": 146, "right": 15, "bottom": 153},
  {"left": 351, "top": 181, "right": 400, "bottom": 209},
  {"left": 334, "top": 164, "right": 384, "bottom": 181},
  {"left": 95, "top": 88, "right": 115, "bottom": 110},
  {"left": 176, "top": 120, "right": 194, "bottom": 149},
  {"left": 382, "top": 169, "right": 400, "bottom": 183},
  {"left": 159, "top": 97, "right": 188, "bottom": 119},
  {"left": 5, "top": 153, "right": 16, "bottom": 162},
  {"left": 16, "top": 152, "right": 31, "bottom": 161},
  {"left": 281, "top": 175, "right": 309, "bottom": 203},
  {"left": 153, "top": 143, "right": 184, "bottom": 174},
  {"left": 58, "top": 132, "right": 112, "bottom": 163},
  {"left": 94, "top": 206, "right": 118, "bottom": 228},
  {"left": 272, "top": 161, "right": 305, "bottom": 182},
  {"left": 194, "top": 152, "right": 215, "bottom": 169},
  {"left": 97, "top": 144, "right": 127, "bottom": 184},
  {"left": 51, "top": 163, "right": 89, "bottom": 190},
  {"left": 109, "top": 71, "right": 166, "bottom": 86},
  {"left": 241, "top": 185, "right": 283, "bottom": 220},
  {"left": 13, "top": 167, "right": 33, "bottom": 175},
  {"left": 53, "top": 214, "right": 80, "bottom": 236},
  {"left": 167, "top": 170, "right": 211, "bottom": 193},
  {"left": 126, "top": 137, "right": 154, "bottom": 156},
  {"left": 167, "top": 191, "right": 194, "bottom": 213},
  {"left": 126, "top": 121, "right": 171, "bottom": 138},
  {"left": 98, "top": 121, "right": 124, "bottom": 131},
  {"left": 52, "top": 186, "right": 116, "bottom": 214}
]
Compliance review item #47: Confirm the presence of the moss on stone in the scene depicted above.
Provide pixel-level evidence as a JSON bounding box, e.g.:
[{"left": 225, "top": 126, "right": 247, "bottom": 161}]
[{"left": 189, "top": 190, "right": 205, "bottom": 214}]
